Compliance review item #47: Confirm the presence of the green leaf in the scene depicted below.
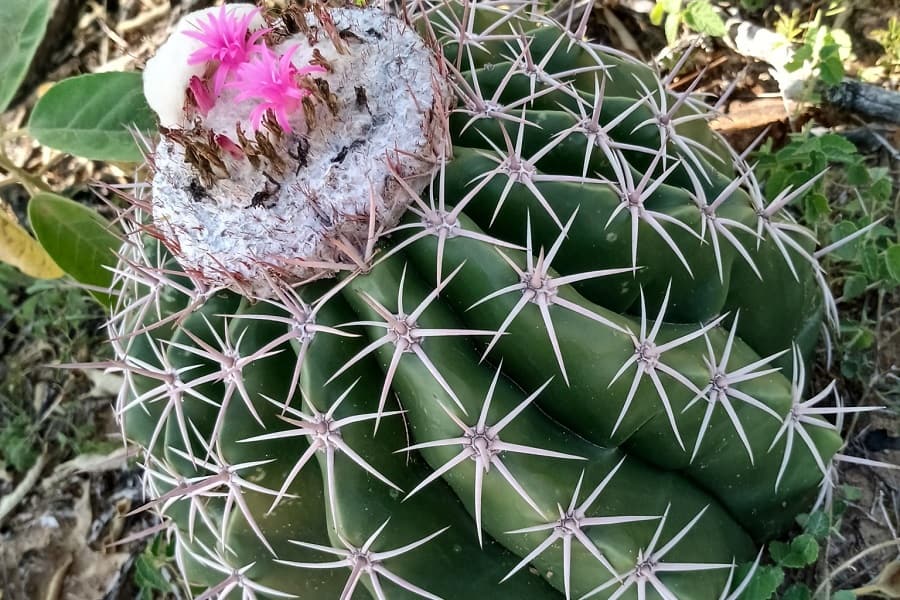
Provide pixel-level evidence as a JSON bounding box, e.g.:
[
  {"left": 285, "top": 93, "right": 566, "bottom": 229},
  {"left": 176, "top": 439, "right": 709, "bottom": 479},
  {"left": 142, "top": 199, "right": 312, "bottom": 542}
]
[
  {"left": 818, "top": 134, "right": 857, "bottom": 162},
  {"left": 829, "top": 222, "right": 860, "bottom": 261},
  {"left": 27, "top": 192, "right": 120, "bottom": 308},
  {"left": 664, "top": 11, "right": 681, "bottom": 45},
  {"left": 800, "top": 511, "right": 831, "bottom": 539},
  {"left": 885, "top": 245, "right": 900, "bottom": 283},
  {"left": 842, "top": 323, "right": 875, "bottom": 351},
  {"left": 820, "top": 63, "right": 844, "bottom": 86},
  {"left": 0, "top": 0, "right": 51, "bottom": 112},
  {"left": 869, "top": 174, "right": 892, "bottom": 202},
  {"left": 871, "top": 224, "right": 894, "bottom": 240},
  {"left": 133, "top": 534, "right": 176, "bottom": 595},
  {"left": 765, "top": 170, "right": 790, "bottom": 200},
  {"left": 770, "top": 533, "right": 819, "bottom": 568},
  {"left": 809, "top": 150, "right": 828, "bottom": 173},
  {"left": 846, "top": 163, "right": 870, "bottom": 186},
  {"left": 804, "top": 192, "right": 830, "bottom": 221},
  {"left": 28, "top": 72, "right": 156, "bottom": 162},
  {"left": 682, "top": 0, "right": 726, "bottom": 37},
  {"left": 831, "top": 592, "right": 855, "bottom": 600},
  {"left": 842, "top": 274, "right": 868, "bottom": 300},
  {"left": 650, "top": 1, "right": 666, "bottom": 26},
  {"left": 661, "top": 0, "right": 682, "bottom": 13},
  {"left": 831, "top": 29, "right": 854, "bottom": 58},
  {"left": 134, "top": 554, "right": 172, "bottom": 592},
  {"left": 818, "top": 41, "right": 846, "bottom": 86},
  {"left": 769, "top": 540, "right": 789, "bottom": 563},
  {"left": 786, "top": 44, "right": 813, "bottom": 72},
  {"left": 841, "top": 484, "right": 862, "bottom": 501},
  {"left": 736, "top": 564, "right": 784, "bottom": 600},
  {"left": 782, "top": 583, "right": 812, "bottom": 600},
  {"left": 861, "top": 245, "right": 881, "bottom": 280}
]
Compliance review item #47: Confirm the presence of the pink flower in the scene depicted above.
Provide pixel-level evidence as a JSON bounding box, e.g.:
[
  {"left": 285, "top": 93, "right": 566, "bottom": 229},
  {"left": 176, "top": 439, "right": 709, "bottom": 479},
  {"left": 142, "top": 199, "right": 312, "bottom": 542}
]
[
  {"left": 183, "top": 5, "right": 268, "bottom": 96},
  {"left": 231, "top": 45, "right": 326, "bottom": 133}
]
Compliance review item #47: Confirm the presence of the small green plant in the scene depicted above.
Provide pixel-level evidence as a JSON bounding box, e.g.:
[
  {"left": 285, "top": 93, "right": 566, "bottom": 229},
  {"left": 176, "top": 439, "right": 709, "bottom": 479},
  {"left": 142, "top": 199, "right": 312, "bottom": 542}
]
[
  {"left": 0, "top": 411, "right": 39, "bottom": 472},
  {"left": 755, "top": 130, "right": 898, "bottom": 386},
  {"left": 133, "top": 534, "right": 180, "bottom": 600},
  {"left": 650, "top": 0, "right": 726, "bottom": 45},
  {"left": 736, "top": 491, "right": 861, "bottom": 599},
  {"left": 775, "top": 2, "right": 853, "bottom": 87},
  {"left": 747, "top": 125, "right": 898, "bottom": 599},
  {"left": 0, "top": 262, "right": 108, "bottom": 474},
  {"left": 870, "top": 15, "right": 900, "bottom": 78}
]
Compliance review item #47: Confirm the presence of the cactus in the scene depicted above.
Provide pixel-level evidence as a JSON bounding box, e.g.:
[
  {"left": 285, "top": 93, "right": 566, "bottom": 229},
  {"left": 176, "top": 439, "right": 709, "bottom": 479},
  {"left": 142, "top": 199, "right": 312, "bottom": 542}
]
[{"left": 105, "top": 2, "right": 874, "bottom": 598}]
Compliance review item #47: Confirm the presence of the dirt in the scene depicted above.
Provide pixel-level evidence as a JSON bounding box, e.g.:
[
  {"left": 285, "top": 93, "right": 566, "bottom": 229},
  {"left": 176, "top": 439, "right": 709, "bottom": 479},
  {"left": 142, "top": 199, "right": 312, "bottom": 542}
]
[{"left": 1, "top": 469, "right": 149, "bottom": 599}]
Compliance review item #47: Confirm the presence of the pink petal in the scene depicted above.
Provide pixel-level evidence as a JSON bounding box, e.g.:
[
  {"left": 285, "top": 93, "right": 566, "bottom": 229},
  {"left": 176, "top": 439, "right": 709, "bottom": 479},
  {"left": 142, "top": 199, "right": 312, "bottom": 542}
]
[
  {"left": 247, "top": 29, "right": 270, "bottom": 47},
  {"left": 297, "top": 65, "right": 327, "bottom": 77},
  {"left": 215, "top": 134, "right": 244, "bottom": 159},
  {"left": 188, "top": 76, "right": 215, "bottom": 116},
  {"left": 212, "top": 65, "right": 231, "bottom": 97},
  {"left": 249, "top": 105, "right": 268, "bottom": 132},
  {"left": 273, "top": 106, "right": 293, "bottom": 133}
]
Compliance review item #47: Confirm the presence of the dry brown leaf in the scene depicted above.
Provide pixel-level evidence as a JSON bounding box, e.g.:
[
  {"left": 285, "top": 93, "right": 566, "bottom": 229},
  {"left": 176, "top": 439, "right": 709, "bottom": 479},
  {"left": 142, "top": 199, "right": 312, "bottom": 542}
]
[
  {"left": 0, "top": 197, "right": 16, "bottom": 220},
  {"left": 41, "top": 447, "right": 130, "bottom": 489}
]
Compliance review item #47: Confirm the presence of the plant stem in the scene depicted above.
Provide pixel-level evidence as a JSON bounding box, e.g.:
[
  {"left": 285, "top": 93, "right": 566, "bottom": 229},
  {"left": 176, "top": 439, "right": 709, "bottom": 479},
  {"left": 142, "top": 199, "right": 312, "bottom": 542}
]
[
  {"left": 813, "top": 539, "right": 900, "bottom": 598},
  {"left": 0, "top": 151, "right": 50, "bottom": 195}
]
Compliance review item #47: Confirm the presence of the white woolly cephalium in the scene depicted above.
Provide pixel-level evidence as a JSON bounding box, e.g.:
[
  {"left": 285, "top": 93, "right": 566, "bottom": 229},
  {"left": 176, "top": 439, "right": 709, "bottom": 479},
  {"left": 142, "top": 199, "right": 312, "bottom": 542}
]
[{"left": 144, "top": 6, "right": 453, "bottom": 296}]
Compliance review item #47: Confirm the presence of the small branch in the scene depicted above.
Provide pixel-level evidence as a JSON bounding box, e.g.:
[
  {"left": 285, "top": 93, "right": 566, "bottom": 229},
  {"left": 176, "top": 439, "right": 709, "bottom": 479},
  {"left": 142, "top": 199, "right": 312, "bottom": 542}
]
[
  {"left": 116, "top": 1, "right": 169, "bottom": 35},
  {"left": 0, "top": 151, "right": 51, "bottom": 195},
  {"left": 841, "top": 125, "right": 900, "bottom": 159},
  {"left": 813, "top": 539, "right": 900, "bottom": 598},
  {"left": 0, "top": 452, "right": 48, "bottom": 527},
  {"left": 823, "top": 80, "right": 900, "bottom": 124}
]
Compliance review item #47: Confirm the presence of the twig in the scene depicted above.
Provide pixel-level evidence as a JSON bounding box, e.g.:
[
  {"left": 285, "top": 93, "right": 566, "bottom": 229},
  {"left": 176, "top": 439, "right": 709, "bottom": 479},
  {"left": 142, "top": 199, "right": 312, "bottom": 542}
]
[
  {"left": 0, "top": 151, "right": 50, "bottom": 195},
  {"left": 0, "top": 452, "right": 49, "bottom": 527},
  {"left": 813, "top": 539, "right": 900, "bottom": 598},
  {"left": 824, "top": 81, "right": 900, "bottom": 125},
  {"left": 116, "top": 2, "right": 169, "bottom": 35},
  {"left": 670, "top": 55, "right": 728, "bottom": 90},
  {"left": 841, "top": 124, "right": 900, "bottom": 160}
]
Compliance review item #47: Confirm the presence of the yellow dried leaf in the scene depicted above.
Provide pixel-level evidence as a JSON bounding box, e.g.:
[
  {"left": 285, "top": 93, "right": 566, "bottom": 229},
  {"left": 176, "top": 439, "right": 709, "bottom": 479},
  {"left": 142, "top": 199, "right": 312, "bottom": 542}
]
[
  {"left": 853, "top": 560, "right": 900, "bottom": 598},
  {"left": 0, "top": 208, "right": 64, "bottom": 279},
  {"left": 0, "top": 198, "right": 16, "bottom": 220}
]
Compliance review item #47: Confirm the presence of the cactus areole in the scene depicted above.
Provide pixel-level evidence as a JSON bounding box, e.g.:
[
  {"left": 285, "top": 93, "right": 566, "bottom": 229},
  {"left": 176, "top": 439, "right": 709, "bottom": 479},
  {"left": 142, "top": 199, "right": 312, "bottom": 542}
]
[{"left": 113, "top": 2, "right": 866, "bottom": 599}]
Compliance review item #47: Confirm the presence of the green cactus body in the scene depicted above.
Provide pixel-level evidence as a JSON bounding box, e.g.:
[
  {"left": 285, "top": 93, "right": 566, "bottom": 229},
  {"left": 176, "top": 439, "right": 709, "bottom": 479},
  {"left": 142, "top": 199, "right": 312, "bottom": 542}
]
[{"left": 108, "top": 2, "right": 869, "bottom": 598}]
